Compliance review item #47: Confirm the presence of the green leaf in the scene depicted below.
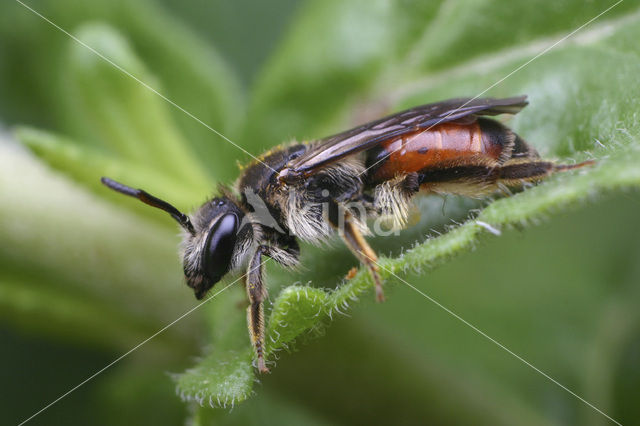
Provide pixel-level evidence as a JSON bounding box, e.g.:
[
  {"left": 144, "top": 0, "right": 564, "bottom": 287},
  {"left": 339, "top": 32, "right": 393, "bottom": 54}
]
[
  {"left": 16, "top": 126, "right": 202, "bottom": 219},
  {"left": 116, "top": 0, "right": 245, "bottom": 177},
  {"left": 0, "top": 138, "right": 200, "bottom": 342},
  {"left": 179, "top": 152, "right": 640, "bottom": 408},
  {"left": 0, "top": 271, "right": 183, "bottom": 353},
  {"left": 177, "top": 350, "right": 254, "bottom": 408},
  {"left": 0, "top": 0, "right": 243, "bottom": 181},
  {"left": 244, "top": 0, "right": 637, "bottom": 148},
  {"left": 186, "top": 389, "right": 335, "bottom": 426},
  {"left": 60, "top": 23, "right": 211, "bottom": 190},
  {"left": 401, "top": 0, "right": 638, "bottom": 74},
  {"left": 244, "top": 0, "right": 399, "bottom": 147},
  {"left": 177, "top": 2, "right": 640, "bottom": 412}
]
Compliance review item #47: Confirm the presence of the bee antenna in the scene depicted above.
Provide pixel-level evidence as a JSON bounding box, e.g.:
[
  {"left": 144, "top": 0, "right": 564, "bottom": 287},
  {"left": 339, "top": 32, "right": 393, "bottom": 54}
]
[{"left": 101, "top": 177, "right": 196, "bottom": 235}]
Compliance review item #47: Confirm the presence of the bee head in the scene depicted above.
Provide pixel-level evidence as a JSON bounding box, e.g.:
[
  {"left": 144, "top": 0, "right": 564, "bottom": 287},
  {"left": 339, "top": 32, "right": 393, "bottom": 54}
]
[
  {"left": 101, "top": 178, "right": 247, "bottom": 300},
  {"left": 182, "top": 196, "right": 245, "bottom": 299}
]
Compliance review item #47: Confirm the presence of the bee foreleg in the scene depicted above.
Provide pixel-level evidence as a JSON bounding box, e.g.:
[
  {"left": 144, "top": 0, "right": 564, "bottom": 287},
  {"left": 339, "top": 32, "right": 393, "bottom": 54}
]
[
  {"left": 328, "top": 201, "right": 385, "bottom": 302},
  {"left": 246, "top": 247, "right": 269, "bottom": 373},
  {"left": 261, "top": 236, "right": 300, "bottom": 269}
]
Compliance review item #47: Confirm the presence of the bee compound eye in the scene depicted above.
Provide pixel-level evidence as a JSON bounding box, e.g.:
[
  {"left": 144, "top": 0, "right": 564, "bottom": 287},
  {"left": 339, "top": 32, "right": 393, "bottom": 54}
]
[{"left": 202, "top": 213, "right": 239, "bottom": 284}]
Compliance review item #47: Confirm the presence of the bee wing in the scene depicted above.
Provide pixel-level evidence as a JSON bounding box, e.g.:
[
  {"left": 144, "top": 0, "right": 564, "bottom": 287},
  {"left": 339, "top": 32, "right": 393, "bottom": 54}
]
[{"left": 283, "top": 96, "right": 528, "bottom": 178}]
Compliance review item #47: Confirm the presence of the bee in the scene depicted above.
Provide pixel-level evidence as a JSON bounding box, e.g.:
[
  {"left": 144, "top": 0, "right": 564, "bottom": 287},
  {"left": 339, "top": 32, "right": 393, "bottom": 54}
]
[{"left": 102, "top": 96, "right": 593, "bottom": 373}]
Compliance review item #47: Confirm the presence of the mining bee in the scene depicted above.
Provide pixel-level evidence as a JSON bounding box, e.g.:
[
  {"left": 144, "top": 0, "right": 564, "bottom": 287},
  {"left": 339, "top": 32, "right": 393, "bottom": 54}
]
[{"left": 102, "top": 96, "right": 593, "bottom": 373}]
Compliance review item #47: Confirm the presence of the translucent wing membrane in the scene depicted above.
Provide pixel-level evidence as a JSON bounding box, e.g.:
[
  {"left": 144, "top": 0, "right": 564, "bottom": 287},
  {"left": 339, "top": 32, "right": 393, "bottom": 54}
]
[{"left": 282, "top": 96, "right": 528, "bottom": 179}]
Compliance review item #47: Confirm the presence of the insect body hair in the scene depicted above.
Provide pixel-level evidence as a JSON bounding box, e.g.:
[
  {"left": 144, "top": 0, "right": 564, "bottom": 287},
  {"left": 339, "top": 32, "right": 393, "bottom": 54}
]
[{"left": 283, "top": 156, "right": 366, "bottom": 244}]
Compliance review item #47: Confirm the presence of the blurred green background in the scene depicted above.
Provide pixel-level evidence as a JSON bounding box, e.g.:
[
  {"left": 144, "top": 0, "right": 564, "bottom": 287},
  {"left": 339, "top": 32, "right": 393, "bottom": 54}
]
[{"left": 1, "top": 0, "right": 639, "bottom": 425}]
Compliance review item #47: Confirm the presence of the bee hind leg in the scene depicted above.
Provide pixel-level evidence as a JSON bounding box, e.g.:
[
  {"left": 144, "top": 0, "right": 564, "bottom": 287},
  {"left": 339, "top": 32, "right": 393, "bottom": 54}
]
[
  {"left": 328, "top": 201, "right": 385, "bottom": 302},
  {"left": 497, "top": 158, "right": 594, "bottom": 186}
]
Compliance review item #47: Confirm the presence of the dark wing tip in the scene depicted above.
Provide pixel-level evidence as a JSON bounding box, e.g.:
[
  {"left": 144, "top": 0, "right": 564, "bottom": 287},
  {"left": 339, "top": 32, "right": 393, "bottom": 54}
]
[
  {"left": 504, "top": 94, "right": 529, "bottom": 109},
  {"left": 483, "top": 94, "right": 528, "bottom": 107},
  {"left": 510, "top": 94, "right": 528, "bottom": 106},
  {"left": 476, "top": 95, "right": 529, "bottom": 115}
]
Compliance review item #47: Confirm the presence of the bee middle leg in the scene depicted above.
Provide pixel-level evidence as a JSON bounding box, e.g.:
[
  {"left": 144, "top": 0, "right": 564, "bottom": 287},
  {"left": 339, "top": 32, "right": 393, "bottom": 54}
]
[{"left": 327, "top": 201, "right": 385, "bottom": 302}]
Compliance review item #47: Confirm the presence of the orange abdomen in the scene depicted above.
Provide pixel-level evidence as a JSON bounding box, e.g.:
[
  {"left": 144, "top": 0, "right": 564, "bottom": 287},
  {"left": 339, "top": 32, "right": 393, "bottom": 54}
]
[{"left": 366, "top": 120, "right": 504, "bottom": 183}]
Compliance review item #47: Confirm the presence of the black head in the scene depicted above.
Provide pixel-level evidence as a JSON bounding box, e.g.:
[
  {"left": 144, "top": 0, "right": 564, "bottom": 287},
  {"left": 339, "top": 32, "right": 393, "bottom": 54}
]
[
  {"left": 182, "top": 196, "right": 245, "bottom": 299},
  {"left": 101, "top": 177, "right": 246, "bottom": 300}
]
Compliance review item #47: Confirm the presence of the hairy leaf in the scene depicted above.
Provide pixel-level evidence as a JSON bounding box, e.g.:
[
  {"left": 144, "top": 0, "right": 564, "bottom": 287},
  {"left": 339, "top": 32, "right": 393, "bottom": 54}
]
[{"left": 177, "top": 2, "right": 640, "bottom": 411}]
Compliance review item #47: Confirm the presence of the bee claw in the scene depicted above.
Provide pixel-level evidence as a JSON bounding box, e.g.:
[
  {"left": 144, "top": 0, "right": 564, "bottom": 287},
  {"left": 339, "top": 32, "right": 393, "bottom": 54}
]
[{"left": 257, "top": 358, "right": 270, "bottom": 374}]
